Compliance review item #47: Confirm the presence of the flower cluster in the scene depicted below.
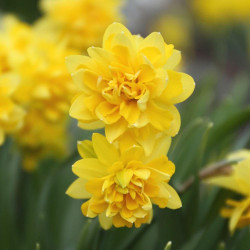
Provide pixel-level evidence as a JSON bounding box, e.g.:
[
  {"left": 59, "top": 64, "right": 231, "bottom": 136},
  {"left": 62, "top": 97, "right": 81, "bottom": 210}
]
[
  {"left": 207, "top": 150, "right": 250, "bottom": 233},
  {"left": 67, "top": 23, "right": 195, "bottom": 229},
  {"left": 0, "top": 0, "right": 124, "bottom": 169},
  {"left": 0, "top": 16, "right": 76, "bottom": 170},
  {"left": 36, "top": 0, "right": 124, "bottom": 50}
]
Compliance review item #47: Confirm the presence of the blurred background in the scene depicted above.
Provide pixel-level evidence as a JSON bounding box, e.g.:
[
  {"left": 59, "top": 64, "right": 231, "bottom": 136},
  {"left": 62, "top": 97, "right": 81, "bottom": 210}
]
[{"left": 0, "top": 0, "right": 249, "bottom": 249}]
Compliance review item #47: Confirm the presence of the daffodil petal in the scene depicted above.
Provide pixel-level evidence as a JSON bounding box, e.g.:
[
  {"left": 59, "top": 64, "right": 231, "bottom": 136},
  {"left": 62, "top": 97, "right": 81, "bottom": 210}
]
[
  {"left": 164, "top": 183, "right": 182, "bottom": 209},
  {"left": 66, "top": 178, "right": 91, "bottom": 199},
  {"left": 147, "top": 101, "right": 173, "bottom": 131},
  {"left": 99, "top": 213, "right": 113, "bottom": 230},
  {"left": 103, "top": 22, "right": 132, "bottom": 51},
  {"left": 164, "top": 49, "right": 181, "bottom": 70},
  {"left": 72, "top": 159, "right": 108, "bottom": 179},
  {"left": 66, "top": 55, "right": 96, "bottom": 74},
  {"left": 70, "top": 93, "right": 94, "bottom": 120},
  {"left": 92, "top": 133, "right": 120, "bottom": 166},
  {"left": 121, "top": 145, "right": 145, "bottom": 164},
  {"left": 120, "top": 101, "right": 140, "bottom": 125},
  {"left": 146, "top": 136, "right": 171, "bottom": 163},
  {"left": 77, "top": 140, "right": 96, "bottom": 159},
  {"left": 78, "top": 120, "right": 104, "bottom": 130},
  {"left": 105, "top": 118, "right": 127, "bottom": 142}
]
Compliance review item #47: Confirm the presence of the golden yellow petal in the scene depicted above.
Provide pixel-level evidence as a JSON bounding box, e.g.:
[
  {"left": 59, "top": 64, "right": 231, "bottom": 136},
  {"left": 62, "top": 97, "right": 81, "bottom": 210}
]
[
  {"left": 111, "top": 33, "right": 136, "bottom": 66},
  {"left": 229, "top": 198, "right": 250, "bottom": 233},
  {"left": 147, "top": 155, "right": 175, "bottom": 180},
  {"left": 69, "top": 93, "right": 95, "bottom": 121},
  {"left": 147, "top": 101, "right": 173, "bottom": 131},
  {"left": 146, "top": 135, "right": 171, "bottom": 163},
  {"left": 121, "top": 145, "right": 145, "bottom": 164},
  {"left": 126, "top": 194, "right": 139, "bottom": 210},
  {"left": 133, "top": 169, "right": 150, "bottom": 180},
  {"left": 157, "top": 70, "right": 183, "bottom": 104},
  {"left": 66, "top": 178, "right": 91, "bottom": 199},
  {"left": 235, "top": 159, "right": 250, "bottom": 195},
  {"left": 120, "top": 101, "right": 141, "bottom": 125},
  {"left": 98, "top": 213, "right": 113, "bottom": 230},
  {"left": 72, "top": 159, "right": 108, "bottom": 179},
  {"left": 96, "top": 101, "right": 121, "bottom": 124},
  {"left": 164, "top": 183, "right": 182, "bottom": 209},
  {"left": 92, "top": 133, "right": 120, "bottom": 166},
  {"left": 164, "top": 49, "right": 181, "bottom": 70},
  {"left": 116, "top": 169, "right": 134, "bottom": 188},
  {"left": 206, "top": 175, "right": 244, "bottom": 195},
  {"left": 65, "top": 55, "right": 96, "bottom": 74},
  {"left": 85, "top": 178, "right": 105, "bottom": 197},
  {"left": 77, "top": 140, "right": 96, "bottom": 159},
  {"left": 103, "top": 22, "right": 132, "bottom": 51},
  {"left": 138, "top": 32, "right": 166, "bottom": 66},
  {"left": 170, "top": 72, "right": 195, "bottom": 104},
  {"left": 105, "top": 118, "right": 127, "bottom": 142},
  {"left": 162, "top": 105, "right": 181, "bottom": 136},
  {"left": 81, "top": 200, "right": 97, "bottom": 218},
  {"left": 144, "top": 181, "right": 160, "bottom": 197},
  {"left": 89, "top": 199, "right": 108, "bottom": 214},
  {"left": 78, "top": 120, "right": 104, "bottom": 130},
  {"left": 138, "top": 63, "right": 156, "bottom": 83}
]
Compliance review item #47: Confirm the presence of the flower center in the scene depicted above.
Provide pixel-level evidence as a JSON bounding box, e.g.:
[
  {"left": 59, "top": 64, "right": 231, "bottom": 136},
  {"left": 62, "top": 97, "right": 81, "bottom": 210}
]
[{"left": 102, "top": 71, "right": 147, "bottom": 103}]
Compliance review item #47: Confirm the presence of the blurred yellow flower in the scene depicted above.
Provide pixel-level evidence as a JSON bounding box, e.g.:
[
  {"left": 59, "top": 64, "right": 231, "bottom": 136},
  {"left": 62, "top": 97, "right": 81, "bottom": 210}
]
[
  {"left": 192, "top": 0, "right": 250, "bottom": 25},
  {"left": 207, "top": 150, "right": 250, "bottom": 233},
  {"left": 0, "top": 16, "right": 75, "bottom": 168},
  {"left": 15, "top": 108, "right": 68, "bottom": 171},
  {"left": 66, "top": 133, "right": 181, "bottom": 229},
  {"left": 67, "top": 23, "right": 195, "bottom": 153},
  {"left": 0, "top": 74, "right": 25, "bottom": 145},
  {"left": 1, "top": 15, "right": 77, "bottom": 121},
  {"left": 37, "top": 0, "right": 123, "bottom": 50}
]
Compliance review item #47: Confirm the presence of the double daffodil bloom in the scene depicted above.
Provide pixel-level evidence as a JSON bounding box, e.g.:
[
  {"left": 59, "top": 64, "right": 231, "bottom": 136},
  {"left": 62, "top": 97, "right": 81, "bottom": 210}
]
[
  {"left": 66, "top": 133, "right": 181, "bottom": 229},
  {"left": 37, "top": 0, "right": 123, "bottom": 50},
  {"left": 0, "top": 16, "right": 75, "bottom": 169},
  {"left": 0, "top": 74, "right": 25, "bottom": 145},
  {"left": 67, "top": 23, "right": 195, "bottom": 154},
  {"left": 207, "top": 150, "right": 250, "bottom": 233}
]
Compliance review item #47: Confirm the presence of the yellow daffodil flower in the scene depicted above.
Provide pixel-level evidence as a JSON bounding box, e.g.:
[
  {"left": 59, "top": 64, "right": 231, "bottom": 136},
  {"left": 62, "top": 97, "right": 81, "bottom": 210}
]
[
  {"left": 207, "top": 150, "right": 250, "bottom": 233},
  {"left": 36, "top": 0, "right": 123, "bottom": 50},
  {"left": 0, "top": 74, "right": 25, "bottom": 145},
  {"left": 66, "top": 23, "right": 195, "bottom": 154},
  {"left": 0, "top": 16, "right": 76, "bottom": 169},
  {"left": 66, "top": 133, "right": 181, "bottom": 229},
  {"left": 15, "top": 108, "right": 68, "bottom": 171},
  {"left": 192, "top": 0, "right": 250, "bottom": 25}
]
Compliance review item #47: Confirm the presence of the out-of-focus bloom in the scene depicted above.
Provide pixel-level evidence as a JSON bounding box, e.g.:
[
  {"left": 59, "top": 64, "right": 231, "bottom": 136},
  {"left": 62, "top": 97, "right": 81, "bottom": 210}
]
[
  {"left": 192, "top": 0, "right": 250, "bottom": 25},
  {"left": 207, "top": 150, "right": 250, "bottom": 233},
  {"left": 0, "top": 16, "right": 76, "bottom": 169},
  {"left": 37, "top": 0, "right": 123, "bottom": 50},
  {"left": 0, "top": 74, "right": 25, "bottom": 145},
  {"left": 15, "top": 109, "right": 68, "bottom": 171},
  {"left": 67, "top": 23, "right": 195, "bottom": 154},
  {"left": 66, "top": 133, "right": 181, "bottom": 229},
  {"left": 1, "top": 15, "right": 77, "bottom": 122}
]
